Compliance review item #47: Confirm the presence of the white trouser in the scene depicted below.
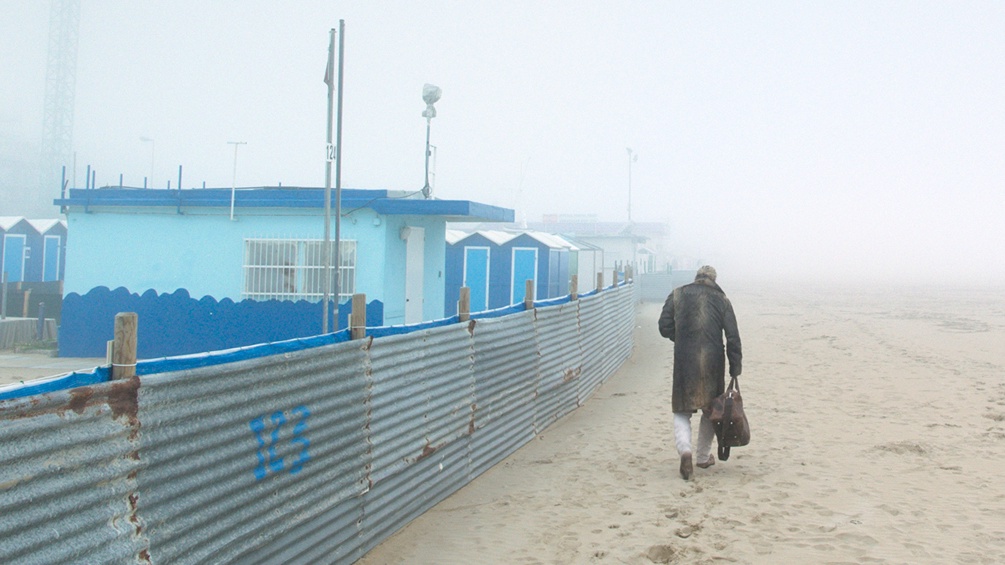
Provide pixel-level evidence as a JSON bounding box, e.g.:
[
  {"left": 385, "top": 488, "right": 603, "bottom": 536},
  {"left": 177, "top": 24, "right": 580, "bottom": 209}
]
[{"left": 674, "top": 411, "right": 715, "bottom": 461}]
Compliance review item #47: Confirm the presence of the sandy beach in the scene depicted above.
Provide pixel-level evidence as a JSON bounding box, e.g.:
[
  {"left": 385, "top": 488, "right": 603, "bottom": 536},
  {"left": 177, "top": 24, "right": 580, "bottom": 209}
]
[
  {"left": 0, "top": 351, "right": 105, "bottom": 388},
  {"left": 357, "top": 283, "right": 1005, "bottom": 564}
]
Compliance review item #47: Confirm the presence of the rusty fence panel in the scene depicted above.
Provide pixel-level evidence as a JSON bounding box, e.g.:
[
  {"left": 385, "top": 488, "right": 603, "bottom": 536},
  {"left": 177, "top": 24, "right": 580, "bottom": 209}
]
[
  {"left": 135, "top": 341, "right": 369, "bottom": 565},
  {"left": 468, "top": 310, "right": 538, "bottom": 479},
  {"left": 359, "top": 323, "right": 475, "bottom": 557},
  {"left": 611, "top": 284, "right": 637, "bottom": 367},
  {"left": 0, "top": 282, "right": 637, "bottom": 565},
  {"left": 576, "top": 291, "right": 607, "bottom": 403},
  {"left": 533, "top": 299, "right": 583, "bottom": 431},
  {"left": 596, "top": 285, "right": 625, "bottom": 384},
  {"left": 0, "top": 378, "right": 149, "bottom": 564}
]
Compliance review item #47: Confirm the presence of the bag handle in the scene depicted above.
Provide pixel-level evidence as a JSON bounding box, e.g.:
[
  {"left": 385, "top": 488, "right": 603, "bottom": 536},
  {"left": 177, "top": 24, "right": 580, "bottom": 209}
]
[{"left": 727, "top": 375, "right": 740, "bottom": 393}]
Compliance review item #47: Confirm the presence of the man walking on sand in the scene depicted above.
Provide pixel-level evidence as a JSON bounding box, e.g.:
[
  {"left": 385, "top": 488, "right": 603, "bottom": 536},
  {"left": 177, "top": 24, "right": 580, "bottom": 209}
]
[{"left": 658, "top": 265, "right": 742, "bottom": 480}]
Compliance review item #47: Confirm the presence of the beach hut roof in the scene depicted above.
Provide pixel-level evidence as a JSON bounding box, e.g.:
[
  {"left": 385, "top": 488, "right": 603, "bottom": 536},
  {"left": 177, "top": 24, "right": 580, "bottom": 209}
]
[
  {"left": 26, "top": 219, "right": 65, "bottom": 233},
  {"left": 446, "top": 229, "right": 517, "bottom": 246},
  {"left": 449, "top": 228, "right": 581, "bottom": 250},
  {"left": 0, "top": 216, "right": 27, "bottom": 231},
  {"left": 522, "top": 231, "right": 576, "bottom": 250}
]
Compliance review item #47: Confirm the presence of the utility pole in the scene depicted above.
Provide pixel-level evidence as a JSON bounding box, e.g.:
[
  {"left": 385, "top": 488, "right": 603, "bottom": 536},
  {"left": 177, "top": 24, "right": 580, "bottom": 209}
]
[
  {"left": 322, "top": 20, "right": 345, "bottom": 333},
  {"left": 626, "top": 147, "right": 638, "bottom": 273}
]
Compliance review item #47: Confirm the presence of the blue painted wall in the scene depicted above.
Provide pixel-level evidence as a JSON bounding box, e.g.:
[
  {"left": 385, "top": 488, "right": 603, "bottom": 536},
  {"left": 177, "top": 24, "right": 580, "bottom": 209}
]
[
  {"left": 64, "top": 212, "right": 309, "bottom": 298},
  {"left": 63, "top": 206, "right": 448, "bottom": 327},
  {"left": 445, "top": 233, "right": 511, "bottom": 315},
  {"left": 1, "top": 219, "right": 32, "bottom": 282},
  {"left": 501, "top": 234, "right": 569, "bottom": 305},
  {"left": 43, "top": 223, "right": 66, "bottom": 283},
  {"left": 59, "top": 286, "right": 384, "bottom": 358}
]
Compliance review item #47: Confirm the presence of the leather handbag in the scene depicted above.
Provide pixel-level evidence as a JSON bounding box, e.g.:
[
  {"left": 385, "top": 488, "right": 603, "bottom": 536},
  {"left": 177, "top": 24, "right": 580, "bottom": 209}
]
[{"left": 704, "top": 375, "right": 750, "bottom": 461}]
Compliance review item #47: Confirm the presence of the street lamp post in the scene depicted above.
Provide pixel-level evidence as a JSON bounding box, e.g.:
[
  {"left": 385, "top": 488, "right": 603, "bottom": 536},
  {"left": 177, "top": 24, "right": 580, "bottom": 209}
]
[
  {"left": 626, "top": 147, "right": 638, "bottom": 274},
  {"left": 421, "top": 84, "right": 441, "bottom": 199},
  {"left": 626, "top": 147, "right": 638, "bottom": 223},
  {"left": 140, "top": 137, "right": 154, "bottom": 188},
  {"left": 227, "top": 141, "right": 247, "bottom": 221}
]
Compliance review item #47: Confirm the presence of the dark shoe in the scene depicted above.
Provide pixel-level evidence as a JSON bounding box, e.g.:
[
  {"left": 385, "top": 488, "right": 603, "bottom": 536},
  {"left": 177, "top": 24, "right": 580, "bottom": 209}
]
[
  {"left": 696, "top": 455, "right": 715, "bottom": 469},
  {"left": 679, "top": 453, "right": 693, "bottom": 480}
]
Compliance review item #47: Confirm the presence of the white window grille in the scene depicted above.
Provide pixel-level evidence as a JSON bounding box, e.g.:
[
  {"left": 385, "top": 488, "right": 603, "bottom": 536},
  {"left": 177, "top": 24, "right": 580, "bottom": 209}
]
[{"left": 243, "top": 238, "right": 356, "bottom": 302}]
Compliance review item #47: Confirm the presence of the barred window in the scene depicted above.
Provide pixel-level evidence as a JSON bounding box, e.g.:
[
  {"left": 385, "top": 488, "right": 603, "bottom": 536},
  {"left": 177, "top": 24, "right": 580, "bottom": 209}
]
[{"left": 243, "top": 238, "right": 356, "bottom": 302}]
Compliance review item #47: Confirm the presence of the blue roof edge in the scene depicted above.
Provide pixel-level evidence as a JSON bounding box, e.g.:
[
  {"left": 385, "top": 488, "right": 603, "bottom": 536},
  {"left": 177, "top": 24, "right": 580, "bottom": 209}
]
[{"left": 55, "top": 187, "right": 514, "bottom": 222}]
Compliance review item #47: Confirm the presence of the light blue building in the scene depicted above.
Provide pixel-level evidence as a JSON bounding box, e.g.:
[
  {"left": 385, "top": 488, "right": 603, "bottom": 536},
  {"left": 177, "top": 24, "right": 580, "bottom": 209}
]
[{"left": 54, "top": 187, "right": 513, "bottom": 357}]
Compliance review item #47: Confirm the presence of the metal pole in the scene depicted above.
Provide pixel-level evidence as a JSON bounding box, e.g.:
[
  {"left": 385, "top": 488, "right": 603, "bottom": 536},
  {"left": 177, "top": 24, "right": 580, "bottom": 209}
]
[
  {"left": 228, "top": 141, "right": 246, "bottom": 221},
  {"left": 627, "top": 148, "right": 637, "bottom": 272},
  {"left": 423, "top": 116, "right": 432, "bottom": 197},
  {"left": 322, "top": 28, "right": 335, "bottom": 333},
  {"left": 334, "top": 19, "right": 346, "bottom": 330}
]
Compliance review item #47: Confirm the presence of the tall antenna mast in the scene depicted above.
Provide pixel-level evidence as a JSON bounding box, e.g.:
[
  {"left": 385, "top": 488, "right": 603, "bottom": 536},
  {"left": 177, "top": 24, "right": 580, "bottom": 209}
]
[{"left": 40, "top": 0, "right": 80, "bottom": 204}]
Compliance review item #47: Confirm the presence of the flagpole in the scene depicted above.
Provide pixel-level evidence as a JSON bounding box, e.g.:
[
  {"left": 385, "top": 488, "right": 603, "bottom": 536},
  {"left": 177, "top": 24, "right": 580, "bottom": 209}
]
[
  {"left": 334, "top": 19, "right": 345, "bottom": 331},
  {"left": 322, "top": 28, "right": 335, "bottom": 333}
]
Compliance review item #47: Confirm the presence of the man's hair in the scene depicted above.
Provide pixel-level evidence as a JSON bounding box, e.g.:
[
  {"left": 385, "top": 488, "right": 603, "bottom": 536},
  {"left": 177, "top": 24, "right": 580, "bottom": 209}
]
[{"left": 695, "top": 265, "right": 717, "bottom": 282}]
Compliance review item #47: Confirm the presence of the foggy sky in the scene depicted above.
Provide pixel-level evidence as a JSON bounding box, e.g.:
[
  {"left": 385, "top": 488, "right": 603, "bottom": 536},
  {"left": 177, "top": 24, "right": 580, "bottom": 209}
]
[{"left": 2, "top": 1, "right": 1003, "bottom": 285}]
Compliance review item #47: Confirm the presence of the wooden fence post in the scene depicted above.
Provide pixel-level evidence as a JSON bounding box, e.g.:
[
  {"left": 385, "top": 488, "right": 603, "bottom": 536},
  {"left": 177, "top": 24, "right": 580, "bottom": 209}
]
[
  {"left": 458, "top": 286, "right": 470, "bottom": 322},
  {"left": 524, "top": 280, "right": 534, "bottom": 310},
  {"left": 351, "top": 293, "right": 367, "bottom": 340},
  {"left": 112, "top": 312, "right": 138, "bottom": 380},
  {"left": 596, "top": 272, "right": 603, "bottom": 292},
  {"left": 570, "top": 275, "right": 578, "bottom": 301}
]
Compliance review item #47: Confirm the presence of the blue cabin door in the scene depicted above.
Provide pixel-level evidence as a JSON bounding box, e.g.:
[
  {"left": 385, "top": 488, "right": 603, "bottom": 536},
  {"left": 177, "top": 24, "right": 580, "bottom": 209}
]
[
  {"left": 3, "top": 234, "right": 26, "bottom": 282},
  {"left": 511, "top": 247, "right": 538, "bottom": 304},
  {"left": 463, "top": 246, "right": 489, "bottom": 313},
  {"left": 43, "top": 235, "right": 61, "bottom": 282}
]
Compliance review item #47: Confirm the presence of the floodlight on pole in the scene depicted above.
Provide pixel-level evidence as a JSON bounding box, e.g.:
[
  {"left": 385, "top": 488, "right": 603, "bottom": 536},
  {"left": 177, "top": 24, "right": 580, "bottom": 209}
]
[
  {"left": 421, "top": 83, "right": 441, "bottom": 199},
  {"left": 140, "top": 136, "right": 154, "bottom": 188}
]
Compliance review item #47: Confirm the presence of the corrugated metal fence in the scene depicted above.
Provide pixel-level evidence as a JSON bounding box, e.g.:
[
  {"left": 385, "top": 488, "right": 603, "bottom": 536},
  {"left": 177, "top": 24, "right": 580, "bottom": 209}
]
[{"left": 0, "top": 282, "right": 637, "bottom": 564}]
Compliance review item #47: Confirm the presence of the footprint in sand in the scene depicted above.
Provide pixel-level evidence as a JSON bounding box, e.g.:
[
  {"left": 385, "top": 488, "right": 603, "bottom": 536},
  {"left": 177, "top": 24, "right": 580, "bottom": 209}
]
[
  {"left": 645, "top": 544, "right": 675, "bottom": 563},
  {"left": 873, "top": 441, "right": 927, "bottom": 455}
]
